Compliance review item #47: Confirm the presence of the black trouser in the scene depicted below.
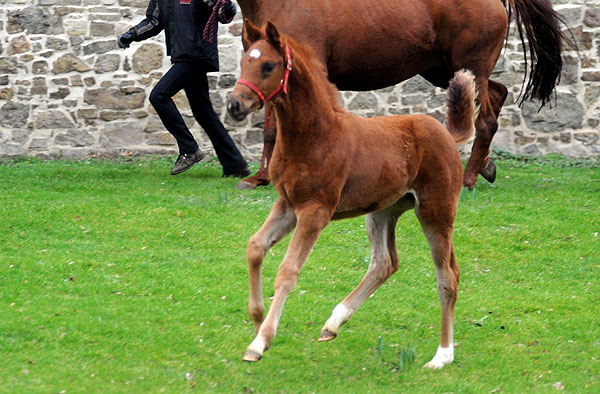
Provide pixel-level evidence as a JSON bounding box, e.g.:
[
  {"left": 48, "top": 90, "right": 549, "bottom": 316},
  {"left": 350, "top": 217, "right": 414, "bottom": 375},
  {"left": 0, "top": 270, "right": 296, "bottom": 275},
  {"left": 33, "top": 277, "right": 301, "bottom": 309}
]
[{"left": 149, "top": 62, "right": 247, "bottom": 174}]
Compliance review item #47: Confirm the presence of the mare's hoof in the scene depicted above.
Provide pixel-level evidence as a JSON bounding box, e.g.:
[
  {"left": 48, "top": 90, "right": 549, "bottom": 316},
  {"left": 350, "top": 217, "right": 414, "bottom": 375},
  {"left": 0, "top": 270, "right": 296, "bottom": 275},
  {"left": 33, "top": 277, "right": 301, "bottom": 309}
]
[
  {"left": 235, "top": 180, "right": 257, "bottom": 190},
  {"left": 318, "top": 330, "right": 337, "bottom": 342},
  {"left": 242, "top": 349, "right": 262, "bottom": 362},
  {"left": 481, "top": 159, "right": 497, "bottom": 183}
]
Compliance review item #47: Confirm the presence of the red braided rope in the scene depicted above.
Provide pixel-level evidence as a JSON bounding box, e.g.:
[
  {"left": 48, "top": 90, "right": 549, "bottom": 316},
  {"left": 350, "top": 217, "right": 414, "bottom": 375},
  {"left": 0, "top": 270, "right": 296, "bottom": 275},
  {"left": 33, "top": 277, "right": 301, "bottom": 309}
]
[{"left": 203, "top": 0, "right": 233, "bottom": 43}]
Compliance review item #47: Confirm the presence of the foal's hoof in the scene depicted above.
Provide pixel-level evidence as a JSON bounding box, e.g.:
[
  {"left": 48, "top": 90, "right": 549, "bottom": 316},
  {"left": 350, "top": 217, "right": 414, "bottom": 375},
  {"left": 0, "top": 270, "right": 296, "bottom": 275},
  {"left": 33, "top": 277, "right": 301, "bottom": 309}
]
[
  {"left": 423, "top": 360, "right": 446, "bottom": 370},
  {"left": 481, "top": 159, "right": 497, "bottom": 183},
  {"left": 235, "top": 180, "right": 257, "bottom": 190},
  {"left": 242, "top": 349, "right": 262, "bottom": 362},
  {"left": 318, "top": 329, "right": 337, "bottom": 342}
]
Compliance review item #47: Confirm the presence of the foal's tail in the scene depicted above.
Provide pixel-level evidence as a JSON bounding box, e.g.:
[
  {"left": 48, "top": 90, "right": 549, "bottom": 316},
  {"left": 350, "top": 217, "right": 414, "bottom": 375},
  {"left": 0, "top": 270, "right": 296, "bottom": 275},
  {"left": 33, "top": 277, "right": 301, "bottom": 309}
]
[{"left": 445, "top": 70, "right": 478, "bottom": 145}]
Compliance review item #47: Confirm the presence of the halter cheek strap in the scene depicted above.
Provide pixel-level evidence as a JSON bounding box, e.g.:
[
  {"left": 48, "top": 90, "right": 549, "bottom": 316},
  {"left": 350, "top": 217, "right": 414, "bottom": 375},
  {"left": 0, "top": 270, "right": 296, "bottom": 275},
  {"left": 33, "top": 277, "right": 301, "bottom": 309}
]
[{"left": 237, "top": 45, "right": 293, "bottom": 107}]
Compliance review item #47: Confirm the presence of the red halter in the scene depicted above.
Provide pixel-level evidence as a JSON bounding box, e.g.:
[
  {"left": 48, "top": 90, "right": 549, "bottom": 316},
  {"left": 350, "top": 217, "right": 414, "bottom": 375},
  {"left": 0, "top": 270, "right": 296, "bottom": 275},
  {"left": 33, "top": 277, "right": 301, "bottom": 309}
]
[{"left": 236, "top": 45, "right": 293, "bottom": 107}]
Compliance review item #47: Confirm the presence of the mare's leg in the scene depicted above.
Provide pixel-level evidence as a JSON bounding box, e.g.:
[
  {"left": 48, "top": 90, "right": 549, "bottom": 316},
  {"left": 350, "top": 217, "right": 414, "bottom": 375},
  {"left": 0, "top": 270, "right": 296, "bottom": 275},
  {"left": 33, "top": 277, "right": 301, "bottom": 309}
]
[
  {"left": 319, "top": 197, "right": 415, "bottom": 341},
  {"left": 414, "top": 190, "right": 460, "bottom": 369},
  {"left": 236, "top": 105, "right": 275, "bottom": 190},
  {"left": 244, "top": 203, "right": 334, "bottom": 362},
  {"left": 478, "top": 79, "right": 508, "bottom": 183},
  {"left": 247, "top": 197, "right": 297, "bottom": 333}
]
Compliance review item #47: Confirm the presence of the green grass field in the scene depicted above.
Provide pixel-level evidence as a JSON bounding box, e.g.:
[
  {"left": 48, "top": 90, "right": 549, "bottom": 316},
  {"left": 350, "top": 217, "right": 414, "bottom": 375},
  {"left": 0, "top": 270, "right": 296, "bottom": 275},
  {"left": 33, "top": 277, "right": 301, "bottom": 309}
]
[{"left": 1, "top": 155, "right": 598, "bottom": 393}]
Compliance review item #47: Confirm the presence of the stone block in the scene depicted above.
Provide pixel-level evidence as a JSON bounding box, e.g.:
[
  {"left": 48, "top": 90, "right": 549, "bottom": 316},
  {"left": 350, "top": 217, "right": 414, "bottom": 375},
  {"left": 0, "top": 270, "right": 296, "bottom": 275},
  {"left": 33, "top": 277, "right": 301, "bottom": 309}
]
[
  {"left": 348, "top": 92, "right": 378, "bottom": 111},
  {"left": 90, "top": 21, "right": 115, "bottom": 36},
  {"left": 35, "top": 110, "right": 76, "bottom": 129},
  {"left": 573, "top": 132, "right": 599, "bottom": 146},
  {"left": 102, "top": 121, "right": 145, "bottom": 146},
  {"left": 84, "top": 87, "right": 146, "bottom": 109},
  {"left": 0, "top": 102, "right": 29, "bottom": 128},
  {"left": 100, "top": 111, "right": 129, "bottom": 121},
  {"left": 32, "top": 61, "right": 49, "bottom": 74},
  {"left": 145, "top": 132, "right": 176, "bottom": 146},
  {"left": 83, "top": 40, "right": 118, "bottom": 55},
  {"left": 52, "top": 54, "right": 92, "bottom": 73},
  {"left": 54, "top": 129, "right": 95, "bottom": 147},
  {"left": 7, "top": 8, "right": 64, "bottom": 35},
  {"left": 50, "top": 88, "right": 71, "bottom": 100},
  {"left": 144, "top": 116, "right": 164, "bottom": 133},
  {"left": 132, "top": 43, "right": 164, "bottom": 74},
  {"left": 118, "top": 0, "right": 148, "bottom": 6},
  {"left": 78, "top": 109, "right": 98, "bottom": 119},
  {"left": 94, "top": 54, "right": 120, "bottom": 73},
  {"left": 46, "top": 37, "right": 69, "bottom": 51},
  {"left": 522, "top": 92, "right": 584, "bottom": 132},
  {"left": 7, "top": 35, "right": 30, "bottom": 55},
  {"left": 29, "top": 138, "right": 50, "bottom": 150},
  {"left": 0, "top": 143, "right": 26, "bottom": 156},
  {"left": 584, "top": 7, "right": 600, "bottom": 27},
  {"left": 0, "top": 88, "right": 14, "bottom": 100},
  {"left": 11, "top": 129, "right": 32, "bottom": 144},
  {"left": 0, "top": 57, "right": 18, "bottom": 74}
]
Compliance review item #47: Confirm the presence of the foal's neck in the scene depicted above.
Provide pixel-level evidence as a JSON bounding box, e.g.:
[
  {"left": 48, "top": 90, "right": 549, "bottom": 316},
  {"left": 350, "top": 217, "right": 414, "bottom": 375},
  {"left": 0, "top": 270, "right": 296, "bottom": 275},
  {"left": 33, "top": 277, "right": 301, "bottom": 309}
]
[{"left": 274, "top": 46, "right": 341, "bottom": 138}]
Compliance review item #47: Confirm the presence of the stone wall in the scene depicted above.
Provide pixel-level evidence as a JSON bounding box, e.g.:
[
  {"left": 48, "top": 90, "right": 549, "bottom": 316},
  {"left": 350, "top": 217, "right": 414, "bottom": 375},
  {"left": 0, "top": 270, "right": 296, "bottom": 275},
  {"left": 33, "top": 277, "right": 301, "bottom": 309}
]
[{"left": 0, "top": 0, "right": 598, "bottom": 161}]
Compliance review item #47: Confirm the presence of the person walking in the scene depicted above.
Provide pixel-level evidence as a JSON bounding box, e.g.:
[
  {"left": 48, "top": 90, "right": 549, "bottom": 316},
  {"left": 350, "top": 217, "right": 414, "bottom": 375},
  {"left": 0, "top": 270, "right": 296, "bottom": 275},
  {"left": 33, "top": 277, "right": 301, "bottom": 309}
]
[{"left": 118, "top": 0, "right": 250, "bottom": 177}]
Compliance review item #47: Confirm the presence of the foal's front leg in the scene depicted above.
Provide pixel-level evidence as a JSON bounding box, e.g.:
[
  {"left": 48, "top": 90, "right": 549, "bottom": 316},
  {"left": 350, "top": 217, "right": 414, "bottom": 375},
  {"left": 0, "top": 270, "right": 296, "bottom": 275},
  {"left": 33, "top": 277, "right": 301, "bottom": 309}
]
[
  {"left": 247, "top": 198, "right": 297, "bottom": 333},
  {"left": 243, "top": 203, "right": 333, "bottom": 362}
]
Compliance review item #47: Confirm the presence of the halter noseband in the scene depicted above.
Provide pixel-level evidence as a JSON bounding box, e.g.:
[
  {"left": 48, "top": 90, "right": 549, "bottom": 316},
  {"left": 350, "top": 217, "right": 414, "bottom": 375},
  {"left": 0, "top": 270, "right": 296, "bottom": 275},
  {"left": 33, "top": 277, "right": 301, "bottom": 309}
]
[{"left": 236, "top": 45, "right": 292, "bottom": 106}]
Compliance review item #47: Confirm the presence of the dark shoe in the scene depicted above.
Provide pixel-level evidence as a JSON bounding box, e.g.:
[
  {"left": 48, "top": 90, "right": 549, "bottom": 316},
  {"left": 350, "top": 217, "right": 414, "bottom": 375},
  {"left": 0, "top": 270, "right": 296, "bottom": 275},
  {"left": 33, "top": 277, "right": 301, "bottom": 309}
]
[
  {"left": 170, "top": 149, "right": 205, "bottom": 175},
  {"left": 222, "top": 165, "right": 251, "bottom": 178}
]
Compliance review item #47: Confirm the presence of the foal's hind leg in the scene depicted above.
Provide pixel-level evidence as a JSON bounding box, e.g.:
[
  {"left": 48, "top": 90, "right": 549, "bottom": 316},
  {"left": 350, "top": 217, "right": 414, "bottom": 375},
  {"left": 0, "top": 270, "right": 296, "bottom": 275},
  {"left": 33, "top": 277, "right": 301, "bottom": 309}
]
[
  {"left": 414, "top": 196, "right": 460, "bottom": 369},
  {"left": 319, "top": 198, "right": 413, "bottom": 341},
  {"left": 247, "top": 198, "right": 297, "bottom": 333}
]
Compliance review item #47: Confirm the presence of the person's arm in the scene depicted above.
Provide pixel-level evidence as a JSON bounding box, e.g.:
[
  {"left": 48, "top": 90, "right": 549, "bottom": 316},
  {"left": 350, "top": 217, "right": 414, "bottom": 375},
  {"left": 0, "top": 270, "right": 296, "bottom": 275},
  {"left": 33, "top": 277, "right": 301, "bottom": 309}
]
[
  {"left": 118, "top": 0, "right": 163, "bottom": 48},
  {"left": 218, "top": 0, "right": 236, "bottom": 24}
]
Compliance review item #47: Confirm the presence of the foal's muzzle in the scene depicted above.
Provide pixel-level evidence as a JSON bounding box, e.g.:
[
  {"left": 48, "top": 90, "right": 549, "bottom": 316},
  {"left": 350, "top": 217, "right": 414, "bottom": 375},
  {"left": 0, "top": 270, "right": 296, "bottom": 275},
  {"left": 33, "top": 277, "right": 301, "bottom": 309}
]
[{"left": 227, "top": 95, "right": 252, "bottom": 122}]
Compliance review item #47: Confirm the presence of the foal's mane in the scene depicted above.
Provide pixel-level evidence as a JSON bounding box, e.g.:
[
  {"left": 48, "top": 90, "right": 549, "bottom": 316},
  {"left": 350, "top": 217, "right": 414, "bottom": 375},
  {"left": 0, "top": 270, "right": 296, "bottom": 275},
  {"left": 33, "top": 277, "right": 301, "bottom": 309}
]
[{"left": 276, "top": 33, "right": 343, "bottom": 112}]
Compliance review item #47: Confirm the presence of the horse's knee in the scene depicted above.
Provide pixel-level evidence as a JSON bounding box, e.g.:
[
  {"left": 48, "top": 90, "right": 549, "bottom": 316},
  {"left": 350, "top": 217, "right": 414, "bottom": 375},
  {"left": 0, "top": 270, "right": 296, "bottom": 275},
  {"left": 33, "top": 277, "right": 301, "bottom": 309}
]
[
  {"left": 248, "top": 304, "right": 265, "bottom": 323},
  {"left": 274, "top": 265, "right": 300, "bottom": 293},
  {"left": 488, "top": 80, "right": 508, "bottom": 115},
  {"left": 388, "top": 256, "right": 399, "bottom": 277},
  {"left": 247, "top": 237, "right": 266, "bottom": 268},
  {"left": 475, "top": 112, "right": 498, "bottom": 142}
]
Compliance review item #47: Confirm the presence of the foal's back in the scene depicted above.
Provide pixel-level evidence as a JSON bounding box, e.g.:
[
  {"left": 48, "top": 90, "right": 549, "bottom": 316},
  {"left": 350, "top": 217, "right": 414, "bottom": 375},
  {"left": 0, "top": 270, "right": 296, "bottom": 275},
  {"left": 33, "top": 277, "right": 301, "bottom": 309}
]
[{"left": 332, "top": 113, "right": 464, "bottom": 219}]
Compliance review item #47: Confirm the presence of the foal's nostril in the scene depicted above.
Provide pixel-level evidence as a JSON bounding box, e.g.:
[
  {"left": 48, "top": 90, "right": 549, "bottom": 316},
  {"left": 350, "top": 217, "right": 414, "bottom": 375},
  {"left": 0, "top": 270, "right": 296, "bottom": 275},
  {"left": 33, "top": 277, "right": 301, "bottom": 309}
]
[
  {"left": 227, "top": 99, "right": 238, "bottom": 115},
  {"left": 227, "top": 98, "right": 247, "bottom": 121}
]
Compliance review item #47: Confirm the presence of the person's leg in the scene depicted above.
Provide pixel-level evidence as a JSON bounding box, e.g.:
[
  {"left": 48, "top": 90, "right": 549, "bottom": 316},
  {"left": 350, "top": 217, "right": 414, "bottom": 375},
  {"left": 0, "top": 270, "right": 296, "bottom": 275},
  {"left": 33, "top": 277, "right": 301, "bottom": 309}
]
[
  {"left": 149, "top": 63, "right": 199, "bottom": 154},
  {"left": 184, "top": 65, "right": 248, "bottom": 176}
]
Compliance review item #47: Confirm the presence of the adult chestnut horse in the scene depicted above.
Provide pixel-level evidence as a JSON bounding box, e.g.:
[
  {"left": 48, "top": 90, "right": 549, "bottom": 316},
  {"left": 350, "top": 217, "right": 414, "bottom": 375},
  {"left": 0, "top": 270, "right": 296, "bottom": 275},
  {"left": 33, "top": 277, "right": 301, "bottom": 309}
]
[
  {"left": 227, "top": 21, "right": 479, "bottom": 367},
  {"left": 234, "top": 0, "right": 568, "bottom": 190}
]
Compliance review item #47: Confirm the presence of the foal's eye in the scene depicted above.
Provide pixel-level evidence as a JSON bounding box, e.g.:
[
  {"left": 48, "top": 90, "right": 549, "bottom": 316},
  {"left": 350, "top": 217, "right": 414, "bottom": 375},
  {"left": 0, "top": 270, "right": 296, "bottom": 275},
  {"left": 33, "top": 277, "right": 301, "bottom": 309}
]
[{"left": 261, "top": 62, "right": 276, "bottom": 77}]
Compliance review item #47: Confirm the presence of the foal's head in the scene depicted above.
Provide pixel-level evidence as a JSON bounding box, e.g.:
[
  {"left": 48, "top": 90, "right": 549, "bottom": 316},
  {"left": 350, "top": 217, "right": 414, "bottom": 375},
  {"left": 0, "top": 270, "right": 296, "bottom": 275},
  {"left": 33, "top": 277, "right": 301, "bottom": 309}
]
[{"left": 227, "top": 21, "right": 292, "bottom": 121}]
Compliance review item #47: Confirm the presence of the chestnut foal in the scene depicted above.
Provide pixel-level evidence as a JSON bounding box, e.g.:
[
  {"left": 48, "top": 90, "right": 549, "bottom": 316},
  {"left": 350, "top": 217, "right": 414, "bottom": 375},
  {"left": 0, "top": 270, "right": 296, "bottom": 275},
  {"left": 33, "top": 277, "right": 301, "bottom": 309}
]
[{"left": 227, "top": 21, "right": 478, "bottom": 368}]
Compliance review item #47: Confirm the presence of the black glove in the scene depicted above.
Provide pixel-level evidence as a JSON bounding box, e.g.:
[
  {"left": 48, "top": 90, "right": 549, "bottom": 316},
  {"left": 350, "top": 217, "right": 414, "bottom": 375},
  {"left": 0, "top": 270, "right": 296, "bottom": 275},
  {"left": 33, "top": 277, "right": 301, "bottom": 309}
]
[{"left": 117, "top": 32, "right": 134, "bottom": 49}]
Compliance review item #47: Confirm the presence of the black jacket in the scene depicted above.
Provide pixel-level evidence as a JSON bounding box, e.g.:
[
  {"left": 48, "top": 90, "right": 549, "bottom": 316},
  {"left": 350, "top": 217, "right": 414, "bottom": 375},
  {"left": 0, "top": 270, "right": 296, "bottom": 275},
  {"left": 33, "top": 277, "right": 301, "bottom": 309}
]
[{"left": 126, "top": 0, "right": 236, "bottom": 70}]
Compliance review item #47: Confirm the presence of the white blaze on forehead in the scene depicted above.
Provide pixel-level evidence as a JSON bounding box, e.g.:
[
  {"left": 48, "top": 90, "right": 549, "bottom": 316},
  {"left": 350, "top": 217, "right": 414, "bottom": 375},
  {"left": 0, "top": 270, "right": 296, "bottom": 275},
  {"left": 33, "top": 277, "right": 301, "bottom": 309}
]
[{"left": 249, "top": 49, "right": 262, "bottom": 59}]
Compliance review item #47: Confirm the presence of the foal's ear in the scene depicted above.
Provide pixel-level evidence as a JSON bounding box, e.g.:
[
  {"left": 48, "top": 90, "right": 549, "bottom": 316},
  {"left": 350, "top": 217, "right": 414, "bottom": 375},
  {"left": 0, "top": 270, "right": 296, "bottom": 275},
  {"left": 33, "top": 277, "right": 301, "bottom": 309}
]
[
  {"left": 265, "top": 21, "right": 282, "bottom": 49},
  {"left": 242, "top": 19, "right": 261, "bottom": 44}
]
